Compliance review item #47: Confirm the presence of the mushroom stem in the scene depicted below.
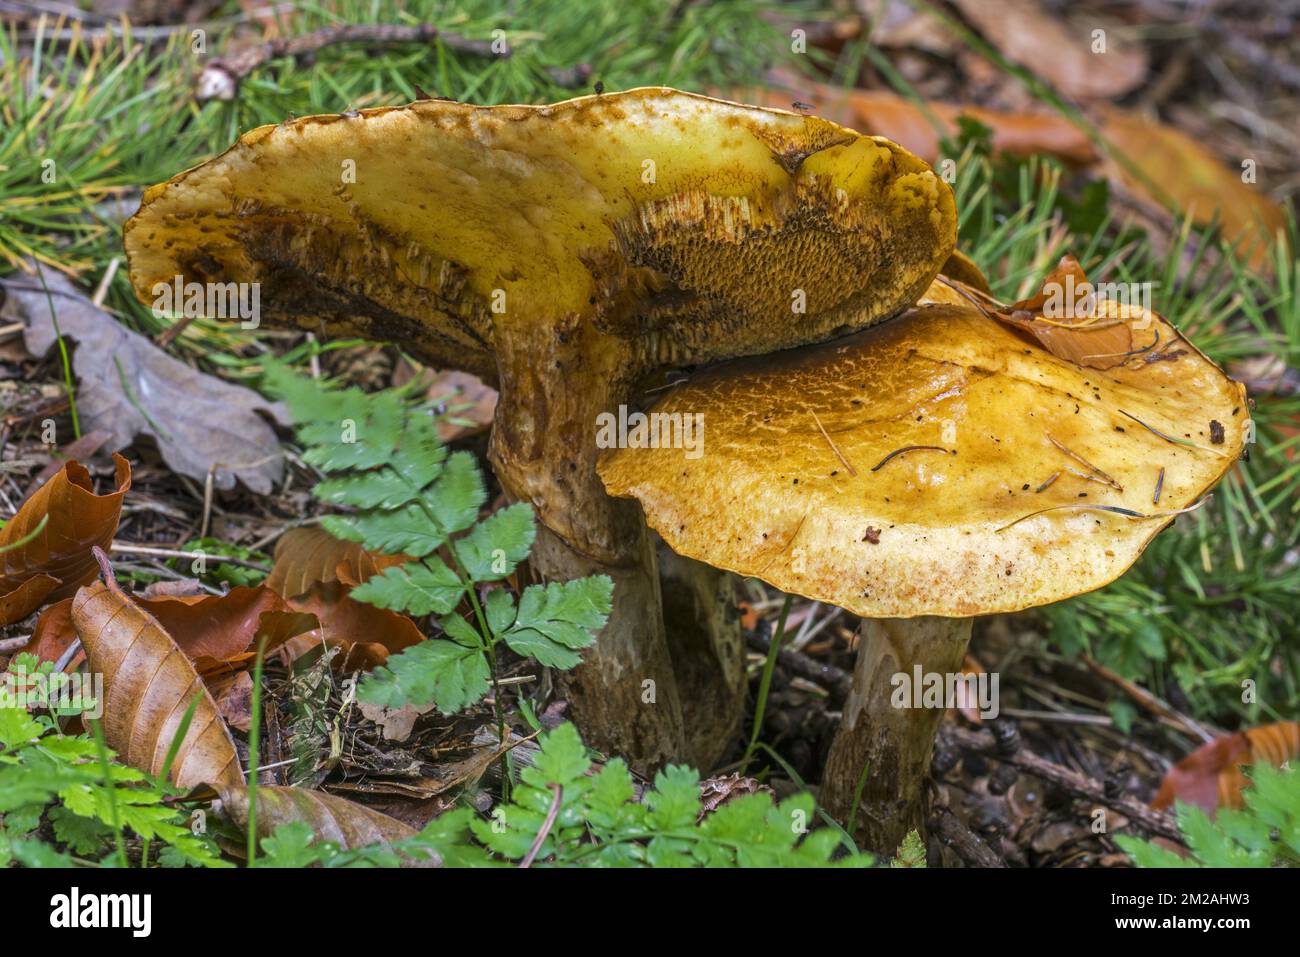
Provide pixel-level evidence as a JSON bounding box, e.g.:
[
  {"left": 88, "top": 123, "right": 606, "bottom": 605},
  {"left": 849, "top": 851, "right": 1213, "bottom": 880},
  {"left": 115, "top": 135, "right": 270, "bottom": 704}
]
[
  {"left": 820, "top": 616, "right": 973, "bottom": 855},
  {"left": 489, "top": 324, "right": 745, "bottom": 771},
  {"left": 656, "top": 545, "right": 746, "bottom": 769},
  {"left": 527, "top": 525, "right": 687, "bottom": 771}
]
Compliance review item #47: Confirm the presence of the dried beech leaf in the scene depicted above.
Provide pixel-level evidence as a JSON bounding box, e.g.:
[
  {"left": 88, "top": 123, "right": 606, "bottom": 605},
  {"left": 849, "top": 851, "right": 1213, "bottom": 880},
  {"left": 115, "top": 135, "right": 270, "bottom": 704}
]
[
  {"left": 217, "top": 784, "right": 438, "bottom": 866},
  {"left": 1, "top": 268, "right": 286, "bottom": 493},
  {"left": 139, "top": 585, "right": 301, "bottom": 661},
  {"left": 21, "top": 597, "right": 79, "bottom": 667},
  {"left": 1152, "top": 721, "right": 1300, "bottom": 815},
  {"left": 73, "top": 576, "right": 242, "bottom": 791},
  {"left": 995, "top": 255, "right": 1139, "bottom": 370},
  {"left": 280, "top": 583, "right": 424, "bottom": 671},
  {"left": 736, "top": 75, "right": 1099, "bottom": 167},
  {"left": 426, "top": 369, "right": 498, "bottom": 442},
  {"left": 1100, "top": 110, "right": 1289, "bottom": 272},
  {"left": 213, "top": 671, "right": 254, "bottom": 733},
  {"left": 0, "top": 455, "right": 131, "bottom": 624},
  {"left": 738, "top": 77, "right": 1287, "bottom": 272},
  {"left": 951, "top": 0, "right": 1147, "bottom": 101},
  {"left": 194, "top": 609, "right": 319, "bottom": 676},
  {"left": 266, "top": 527, "right": 409, "bottom": 597}
]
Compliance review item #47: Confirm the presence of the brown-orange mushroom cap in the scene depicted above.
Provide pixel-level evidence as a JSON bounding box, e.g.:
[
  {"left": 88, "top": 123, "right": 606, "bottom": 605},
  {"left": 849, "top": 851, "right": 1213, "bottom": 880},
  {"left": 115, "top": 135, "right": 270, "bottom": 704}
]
[
  {"left": 598, "top": 289, "right": 1247, "bottom": 617},
  {"left": 124, "top": 88, "right": 956, "bottom": 564}
]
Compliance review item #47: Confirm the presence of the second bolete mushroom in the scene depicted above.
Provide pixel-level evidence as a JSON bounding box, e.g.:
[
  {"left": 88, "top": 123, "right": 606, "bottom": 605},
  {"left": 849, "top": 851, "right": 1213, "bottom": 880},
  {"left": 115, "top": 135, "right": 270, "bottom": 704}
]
[
  {"left": 599, "top": 273, "right": 1247, "bottom": 851},
  {"left": 124, "top": 88, "right": 956, "bottom": 771}
]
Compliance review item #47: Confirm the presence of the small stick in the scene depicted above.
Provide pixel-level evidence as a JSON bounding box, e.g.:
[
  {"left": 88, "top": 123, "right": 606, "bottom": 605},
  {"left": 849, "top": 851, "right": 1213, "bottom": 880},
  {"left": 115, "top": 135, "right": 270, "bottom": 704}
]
[
  {"left": 197, "top": 24, "right": 503, "bottom": 102},
  {"left": 1047, "top": 434, "right": 1123, "bottom": 491},
  {"left": 1119, "top": 409, "right": 1229, "bottom": 458},
  {"left": 1035, "top": 471, "right": 1061, "bottom": 493},
  {"left": 810, "top": 410, "right": 857, "bottom": 476},
  {"left": 941, "top": 725, "right": 1181, "bottom": 841},
  {"left": 110, "top": 541, "right": 272, "bottom": 573},
  {"left": 928, "top": 805, "right": 1006, "bottom": 868},
  {"left": 91, "top": 257, "right": 120, "bottom": 307},
  {"left": 870, "top": 445, "right": 954, "bottom": 472},
  {"left": 1153, "top": 466, "right": 1165, "bottom": 505},
  {"left": 519, "top": 784, "right": 563, "bottom": 868},
  {"left": 744, "top": 630, "right": 852, "bottom": 705},
  {"left": 1083, "top": 657, "right": 1214, "bottom": 743}
]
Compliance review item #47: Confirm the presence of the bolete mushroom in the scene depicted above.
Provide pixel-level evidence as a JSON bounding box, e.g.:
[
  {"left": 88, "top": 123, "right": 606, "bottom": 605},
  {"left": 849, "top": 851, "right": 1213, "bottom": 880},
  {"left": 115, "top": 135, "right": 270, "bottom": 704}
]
[
  {"left": 598, "top": 275, "right": 1247, "bottom": 851},
  {"left": 123, "top": 88, "right": 956, "bottom": 771}
]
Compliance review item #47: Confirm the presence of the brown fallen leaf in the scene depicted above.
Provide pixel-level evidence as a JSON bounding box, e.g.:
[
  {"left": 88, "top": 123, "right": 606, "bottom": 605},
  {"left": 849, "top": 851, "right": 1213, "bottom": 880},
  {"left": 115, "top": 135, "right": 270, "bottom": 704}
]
[
  {"left": 1151, "top": 721, "right": 1300, "bottom": 815},
  {"left": 951, "top": 0, "right": 1147, "bottom": 101},
  {"left": 280, "top": 582, "right": 424, "bottom": 672},
  {"left": 1, "top": 266, "right": 287, "bottom": 493},
  {"left": 22, "top": 590, "right": 316, "bottom": 684},
  {"left": 72, "top": 549, "right": 243, "bottom": 791},
  {"left": 426, "top": 368, "right": 498, "bottom": 442},
  {"left": 993, "top": 255, "right": 1144, "bottom": 370},
  {"left": 0, "top": 454, "right": 131, "bottom": 624},
  {"left": 22, "top": 597, "right": 80, "bottom": 668},
  {"left": 139, "top": 585, "right": 303, "bottom": 662},
  {"left": 357, "top": 699, "right": 435, "bottom": 742},
  {"left": 1100, "top": 109, "right": 1289, "bottom": 272},
  {"left": 737, "top": 75, "right": 1099, "bottom": 166},
  {"left": 217, "top": 784, "right": 438, "bottom": 866},
  {"left": 213, "top": 671, "right": 254, "bottom": 733},
  {"left": 192, "top": 609, "right": 319, "bottom": 677},
  {"left": 265, "top": 526, "right": 408, "bottom": 597}
]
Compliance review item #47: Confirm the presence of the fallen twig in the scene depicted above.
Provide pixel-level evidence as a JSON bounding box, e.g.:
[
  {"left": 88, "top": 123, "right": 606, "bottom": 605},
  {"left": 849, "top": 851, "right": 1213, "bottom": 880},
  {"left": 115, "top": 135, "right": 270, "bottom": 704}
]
[
  {"left": 928, "top": 805, "right": 1006, "bottom": 868},
  {"left": 745, "top": 629, "right": 853, "bottom": 705},
  {"left": 197, "top": 24, "right": 503, "bottom": 102},
  {"left": 940, "top": 723, "right": 1182, "bottom": 842}
]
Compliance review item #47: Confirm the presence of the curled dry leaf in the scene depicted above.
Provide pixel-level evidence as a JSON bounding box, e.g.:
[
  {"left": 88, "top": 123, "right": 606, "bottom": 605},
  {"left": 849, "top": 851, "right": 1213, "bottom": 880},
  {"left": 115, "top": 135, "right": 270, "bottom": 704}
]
[
  {"left": 0, "top": 454, "right": 131, "bottom": 624},
  {"left": 737, "top": 74, "right": 1099, "bottom": 167},
  {"left": 988, "top": 255, "right": 1141, "bottom": 370},
  {"left": 265, "top": 526, "right": 408, "bottom": 597},
  {"left": 140, "top": 585, "right": 300, "bottom": 662},
  {"left": 213, "top": 671, "right": 254, "bottom": 733},
  {"left": 22, "top": 597, "right": 79, "bottom": 668},
  {"left": 266, "top": 528, "right": 425, "bottom": 671},
  {"left": 72, "top": 564, "right": 242, "bottom": 791},
  {"left": 217, "top": 784, "right": 438, "bottom": 866},
  {"left": 279, "top": 583, "right": 424, "bottom": 672},
  {"left": 1151, "top": 721, "right": 1300, "bottom": 815},
  {"left": 23, "top": 586, "right": 317, "bottom": 681},
  {"left": 1099, "top": 110, "right": 1289, "bottom": 272},
  {"left": 1, "top": 266, "right": 287, "bottom": 493}
]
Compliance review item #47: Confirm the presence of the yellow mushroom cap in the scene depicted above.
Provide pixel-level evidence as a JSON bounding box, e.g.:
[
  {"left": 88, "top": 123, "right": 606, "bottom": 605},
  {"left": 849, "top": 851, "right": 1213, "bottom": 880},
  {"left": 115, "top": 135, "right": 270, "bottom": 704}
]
[
  {"left": 124, "top": 88, "right": 956, "bottom": 382},
  {"left": 124, "top": 88, "right": 957, "bottom": 563},
  {"left": 598, "top": 293, "right": 1247, "bottom": 617}
]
